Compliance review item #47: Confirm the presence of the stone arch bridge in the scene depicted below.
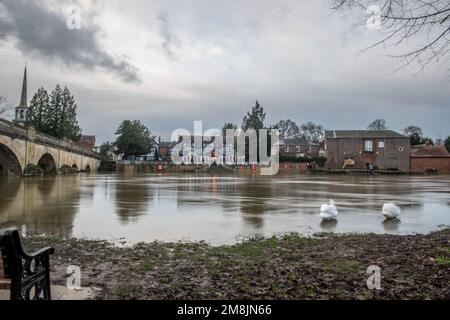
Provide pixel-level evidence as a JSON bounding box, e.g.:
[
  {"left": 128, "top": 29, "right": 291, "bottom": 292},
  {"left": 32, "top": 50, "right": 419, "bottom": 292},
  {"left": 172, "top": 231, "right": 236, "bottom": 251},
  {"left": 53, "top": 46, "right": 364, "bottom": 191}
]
[{"left": 0, "top": 118, "right": 103, "bottom": 176}]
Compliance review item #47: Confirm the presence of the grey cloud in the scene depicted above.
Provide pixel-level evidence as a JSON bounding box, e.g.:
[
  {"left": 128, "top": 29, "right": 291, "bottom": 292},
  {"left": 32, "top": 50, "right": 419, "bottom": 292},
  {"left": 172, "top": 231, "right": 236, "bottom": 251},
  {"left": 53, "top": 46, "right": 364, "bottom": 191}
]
[
  {"left": 158, "top": 11, "right": 179, "bottom": 60},
  {"left": 0, "top": 0, "right": 140, "bottom": 83}
]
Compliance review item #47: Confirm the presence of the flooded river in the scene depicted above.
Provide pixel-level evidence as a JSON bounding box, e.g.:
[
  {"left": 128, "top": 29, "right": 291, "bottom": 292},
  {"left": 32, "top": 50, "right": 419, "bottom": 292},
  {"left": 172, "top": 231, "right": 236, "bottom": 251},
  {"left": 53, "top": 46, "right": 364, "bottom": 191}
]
[{"left": 0, "top": 174, "right": 449, "bottom": 244}]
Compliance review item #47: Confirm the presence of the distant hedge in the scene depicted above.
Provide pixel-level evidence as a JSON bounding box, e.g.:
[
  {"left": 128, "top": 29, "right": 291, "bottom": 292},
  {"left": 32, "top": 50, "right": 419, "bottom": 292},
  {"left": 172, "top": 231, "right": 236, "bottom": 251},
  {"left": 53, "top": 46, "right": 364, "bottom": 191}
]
[{"left": 279, "top": 156, "right": 327, "bottom": 167}]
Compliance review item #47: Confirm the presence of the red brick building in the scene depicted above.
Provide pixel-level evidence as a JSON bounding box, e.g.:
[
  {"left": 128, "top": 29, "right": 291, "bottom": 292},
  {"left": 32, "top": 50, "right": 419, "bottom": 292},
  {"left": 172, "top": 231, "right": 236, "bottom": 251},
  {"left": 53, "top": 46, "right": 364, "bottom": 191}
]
[
  {"left": 325, "top": 130, "right": 410, "bottom": 171},
  {"left": 158, "top": 141, "right": 176, "bottom": 160},
  {"left": 410, "top": 145, "right": 450, "bottom": 173},
  {"left": 77, "top": 135, "right": 96, "bottom": 151},
  {"left": 279, "top": 137, "right": 319, "bottom": 157}
]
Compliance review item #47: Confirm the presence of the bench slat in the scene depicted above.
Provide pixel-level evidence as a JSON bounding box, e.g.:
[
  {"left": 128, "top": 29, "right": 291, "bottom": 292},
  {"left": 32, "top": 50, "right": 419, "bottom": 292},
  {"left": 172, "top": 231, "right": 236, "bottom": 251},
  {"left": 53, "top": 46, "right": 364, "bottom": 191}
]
[{"left": 0, "top": 279, "right": 11, "bottom": 290}]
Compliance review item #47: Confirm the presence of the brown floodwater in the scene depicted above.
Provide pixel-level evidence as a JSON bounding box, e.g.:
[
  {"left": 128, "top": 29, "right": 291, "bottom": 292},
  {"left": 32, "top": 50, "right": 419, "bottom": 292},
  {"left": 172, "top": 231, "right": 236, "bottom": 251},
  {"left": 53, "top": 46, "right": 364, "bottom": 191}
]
[{"left": 0, "top": 174, "right": 449, "bottom": 244}]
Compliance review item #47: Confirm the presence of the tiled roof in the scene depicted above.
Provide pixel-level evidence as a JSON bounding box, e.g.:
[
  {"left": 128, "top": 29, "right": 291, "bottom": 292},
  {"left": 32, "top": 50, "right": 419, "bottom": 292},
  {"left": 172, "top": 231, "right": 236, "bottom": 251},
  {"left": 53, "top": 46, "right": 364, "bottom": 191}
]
[
  {"left": 281, "top": 137, "right": 317, "bottom": 146},
  {"left": 325, "top": 130, "right": 406, "bottom": 139},
  {"left": 159, "top": 141, "right": 176, "bottom": 148},
  {"left": 77, "top": 135, "right": 96, "bottom": 145},
  {"left": 411, "top": 145, "right": 450, "bottom": 157}
]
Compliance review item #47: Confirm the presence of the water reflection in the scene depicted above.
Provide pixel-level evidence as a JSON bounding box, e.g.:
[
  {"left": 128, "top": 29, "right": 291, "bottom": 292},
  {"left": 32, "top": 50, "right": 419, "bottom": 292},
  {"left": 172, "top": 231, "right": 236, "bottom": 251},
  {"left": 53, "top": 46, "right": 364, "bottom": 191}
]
[
  {"left": 115, "top": 179, "right": 151, "bottom": 224},
  {"left": 239, "top": 178, "right": 273, "bottom": 229},
  {"left": 0, "top": 174, "right": 449, "bottom": 244},
  {"left": 382, "top": 218, "right": 401, "bottom": 232},
  {"left": 320, "top": 219, "right": 338, "bottom": 231},
  {"left": 0, "top": 176, "right": 83, "bottom": 237},
  {"left": 0, "top": 178, "right": 21, "bottom": 213}
]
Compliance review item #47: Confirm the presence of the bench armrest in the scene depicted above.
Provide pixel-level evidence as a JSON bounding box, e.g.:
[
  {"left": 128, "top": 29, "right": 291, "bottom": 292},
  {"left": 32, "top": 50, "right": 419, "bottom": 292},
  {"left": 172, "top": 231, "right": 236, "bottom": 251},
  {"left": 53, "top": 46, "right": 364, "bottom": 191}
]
[{"left": 29, "top": 246, "right": 55, "bottom": 259}]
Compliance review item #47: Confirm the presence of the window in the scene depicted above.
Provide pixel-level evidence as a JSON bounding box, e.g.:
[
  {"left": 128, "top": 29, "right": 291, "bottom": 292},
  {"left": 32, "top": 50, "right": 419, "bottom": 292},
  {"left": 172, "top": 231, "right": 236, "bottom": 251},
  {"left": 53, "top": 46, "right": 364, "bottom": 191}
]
[
  {"left": 378, "top": 141, "right": 384, "bottom": 148},
  {"left": 399, "top": 147, "right": 404, "bottom": 152},
  {"left": 365, "top": 140, "right": 373, "bottom": 152},
  {"left": 296, "top": 146, "right": 300, "bottom": 152}
]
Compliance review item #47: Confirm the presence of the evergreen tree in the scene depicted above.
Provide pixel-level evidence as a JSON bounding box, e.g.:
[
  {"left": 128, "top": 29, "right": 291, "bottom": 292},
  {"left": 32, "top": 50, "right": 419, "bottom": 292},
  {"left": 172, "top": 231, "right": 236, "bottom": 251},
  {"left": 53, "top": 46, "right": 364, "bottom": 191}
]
[
  {"left": 28, "top": 85, "right": 82, "bottom": 141},
  {"left": 28, "top": 87, "right": 49, "bottom": 132},
  {"left": 48, "top": 85, "right": 63, "bottom": 138},
  {"left": 42, "top": 85, "right": 82, "bottom": 141},
  {"left": 242, "top": 100, "right": 266, "bottom": 131},
  {"left": 115, "top": 120, "right": 155, "bottom": 156},
  {"left": 444, "top": 136, "right": 450, "bottom": 153},
  {"left": 58, "top": 87, "right": 81, "bottom": 141},
  {"left": 241, "top": 101, "right": 267, "bottom": 161}
]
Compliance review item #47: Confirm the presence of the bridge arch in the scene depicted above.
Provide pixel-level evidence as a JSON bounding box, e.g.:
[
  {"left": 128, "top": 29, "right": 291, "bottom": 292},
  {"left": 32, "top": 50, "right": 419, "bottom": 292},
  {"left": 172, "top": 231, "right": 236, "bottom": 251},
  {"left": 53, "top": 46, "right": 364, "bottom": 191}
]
[
  {"left": 72, "top": 164, "right": 78, "bottom": 172},
  {"left": 85, "top": 164, "right": 91, "bottom": 173},
  {"left": 0, "top": 143, "right": 22, "bottom": 176},
  {"left": 38, "top": 153, "right": 57, "bottom": 175}
]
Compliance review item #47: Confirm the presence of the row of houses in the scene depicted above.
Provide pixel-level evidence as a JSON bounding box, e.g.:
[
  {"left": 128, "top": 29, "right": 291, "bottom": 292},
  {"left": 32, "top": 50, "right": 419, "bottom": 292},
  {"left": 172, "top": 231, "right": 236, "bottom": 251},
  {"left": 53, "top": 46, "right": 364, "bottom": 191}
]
[
  {"left": 157, "top": 135, "right": 322, "bottom": 164},
  {"left": 159, "top": 130, "right": 450, "bottom": 173},
  {"left": 91, "top": 129, "right": 450, "bottom": 173}
]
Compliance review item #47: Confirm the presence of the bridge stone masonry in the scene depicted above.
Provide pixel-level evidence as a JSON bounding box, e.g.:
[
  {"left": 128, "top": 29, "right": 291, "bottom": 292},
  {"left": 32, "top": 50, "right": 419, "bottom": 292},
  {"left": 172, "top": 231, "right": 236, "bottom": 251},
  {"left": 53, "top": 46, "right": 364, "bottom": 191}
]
[{"left": 0, "top": 118, "right": 103, "bottom": 176}]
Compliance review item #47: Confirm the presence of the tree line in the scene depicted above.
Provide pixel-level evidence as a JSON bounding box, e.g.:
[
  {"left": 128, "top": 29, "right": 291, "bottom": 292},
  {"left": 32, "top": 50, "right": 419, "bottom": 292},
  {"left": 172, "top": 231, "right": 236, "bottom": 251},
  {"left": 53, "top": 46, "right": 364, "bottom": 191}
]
[
  {"left": 225, "top": 100, "right": 326, "bottom": 144},
  {"left": 367, "top": 119, "right": 449, "bottom": 149}
]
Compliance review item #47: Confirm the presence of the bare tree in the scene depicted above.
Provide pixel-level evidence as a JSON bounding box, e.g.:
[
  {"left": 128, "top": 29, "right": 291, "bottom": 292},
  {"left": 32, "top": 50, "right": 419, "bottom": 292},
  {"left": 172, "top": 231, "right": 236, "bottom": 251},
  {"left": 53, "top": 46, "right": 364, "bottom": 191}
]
[
  {"left": 273, "top": 119, "right": 300, "bottom": 140},
  {"left": 404, "top": 125, "right": 423, "bottom": 135},
  {"left": 333, "top": 0, "right": 450, "bottom": 75},
  {"left": 0, "top": 95, "right": 13, "bottom": 117},
  {"left": 367, "top": 119, "right": 387, "bottom": 130},
  {"left": 300, "top": 121, "right": 325, "bottom": 143}
]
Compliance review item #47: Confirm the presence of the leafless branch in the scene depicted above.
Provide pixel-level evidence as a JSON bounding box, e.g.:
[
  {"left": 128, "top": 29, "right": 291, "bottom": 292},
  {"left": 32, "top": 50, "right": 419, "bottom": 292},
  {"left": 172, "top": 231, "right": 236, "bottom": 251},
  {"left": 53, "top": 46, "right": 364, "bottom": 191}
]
[
  {"left": 333, "top": 0, "right": 450, "bottom": 75},
  {"left": 0, "top": 95, "right": 13, "bottom": 117}
]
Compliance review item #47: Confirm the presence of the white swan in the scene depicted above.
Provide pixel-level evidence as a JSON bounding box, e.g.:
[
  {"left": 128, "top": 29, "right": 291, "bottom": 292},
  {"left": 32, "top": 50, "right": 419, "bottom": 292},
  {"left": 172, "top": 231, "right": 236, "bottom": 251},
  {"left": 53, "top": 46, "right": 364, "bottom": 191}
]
[
  {"left": 320, "top": 199, "right": 338, "bottom": 220},
  {"left": 382, "top": 202, "right": 401, "bottom": 219}
]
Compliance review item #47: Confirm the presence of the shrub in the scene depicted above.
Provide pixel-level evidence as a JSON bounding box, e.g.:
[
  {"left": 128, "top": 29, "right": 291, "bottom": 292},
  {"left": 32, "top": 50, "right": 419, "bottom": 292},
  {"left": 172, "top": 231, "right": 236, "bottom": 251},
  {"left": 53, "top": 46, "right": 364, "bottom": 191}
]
[
  {"left": 279, "top": 155, "right": 327, "bottom": 167},
  {"left": 24, "top": 164, "right": 44, "bottom": 176},
  {"left": 60, "top": 164, "right": 77, "bottom": 174}
]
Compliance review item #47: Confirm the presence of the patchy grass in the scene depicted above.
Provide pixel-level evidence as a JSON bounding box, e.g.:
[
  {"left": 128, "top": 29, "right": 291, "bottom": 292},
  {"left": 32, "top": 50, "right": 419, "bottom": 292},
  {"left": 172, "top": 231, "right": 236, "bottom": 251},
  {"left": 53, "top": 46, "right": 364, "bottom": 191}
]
[
  {"left": 21, "top": 229, "right": 450, "bottom": 300},
  {"left": 338, "top": 260, "right": 361, "bottom": 273},
  {"left": 436, "top": 256, "right": 450, "bottom": 266}
]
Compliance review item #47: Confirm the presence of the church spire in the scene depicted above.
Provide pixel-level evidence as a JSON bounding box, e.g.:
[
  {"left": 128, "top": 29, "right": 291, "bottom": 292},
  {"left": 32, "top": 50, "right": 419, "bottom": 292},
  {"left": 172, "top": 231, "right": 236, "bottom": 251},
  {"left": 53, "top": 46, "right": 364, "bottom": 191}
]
[
  {"left": 15, "top": 66, "right": 29, "bottom": 124},
  {"left": 19, "top": 67, "right": 27, "bottom": 107}
]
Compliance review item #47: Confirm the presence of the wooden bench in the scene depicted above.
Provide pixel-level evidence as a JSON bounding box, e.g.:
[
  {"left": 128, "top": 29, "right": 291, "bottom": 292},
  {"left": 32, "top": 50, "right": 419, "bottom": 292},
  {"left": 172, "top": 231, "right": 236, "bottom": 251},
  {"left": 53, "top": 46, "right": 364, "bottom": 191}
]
[{"left": 0, "top": 230, "right": 54, "bottom": 300}]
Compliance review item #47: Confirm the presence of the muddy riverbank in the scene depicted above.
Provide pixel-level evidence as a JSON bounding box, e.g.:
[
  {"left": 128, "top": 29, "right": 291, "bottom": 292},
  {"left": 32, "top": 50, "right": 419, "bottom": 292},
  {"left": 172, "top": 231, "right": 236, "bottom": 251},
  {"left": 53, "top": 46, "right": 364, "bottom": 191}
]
[{"left": 23, "top": 229, "right": 450, "bottom": 300}]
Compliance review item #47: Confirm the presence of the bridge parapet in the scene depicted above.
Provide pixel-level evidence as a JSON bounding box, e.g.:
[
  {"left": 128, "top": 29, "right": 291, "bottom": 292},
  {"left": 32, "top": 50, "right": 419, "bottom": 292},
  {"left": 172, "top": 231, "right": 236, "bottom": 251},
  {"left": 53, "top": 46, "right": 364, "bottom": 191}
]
[{"left": 0, "top": 118, "right": 105, "bottom": 160}]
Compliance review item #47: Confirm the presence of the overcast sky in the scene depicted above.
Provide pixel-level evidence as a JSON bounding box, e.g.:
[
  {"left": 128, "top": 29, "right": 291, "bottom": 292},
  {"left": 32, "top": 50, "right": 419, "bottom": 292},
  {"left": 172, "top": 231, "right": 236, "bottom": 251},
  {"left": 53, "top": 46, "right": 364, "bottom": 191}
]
[{"left": 0, "top": 0, "right": 449, "bottom": 143}]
